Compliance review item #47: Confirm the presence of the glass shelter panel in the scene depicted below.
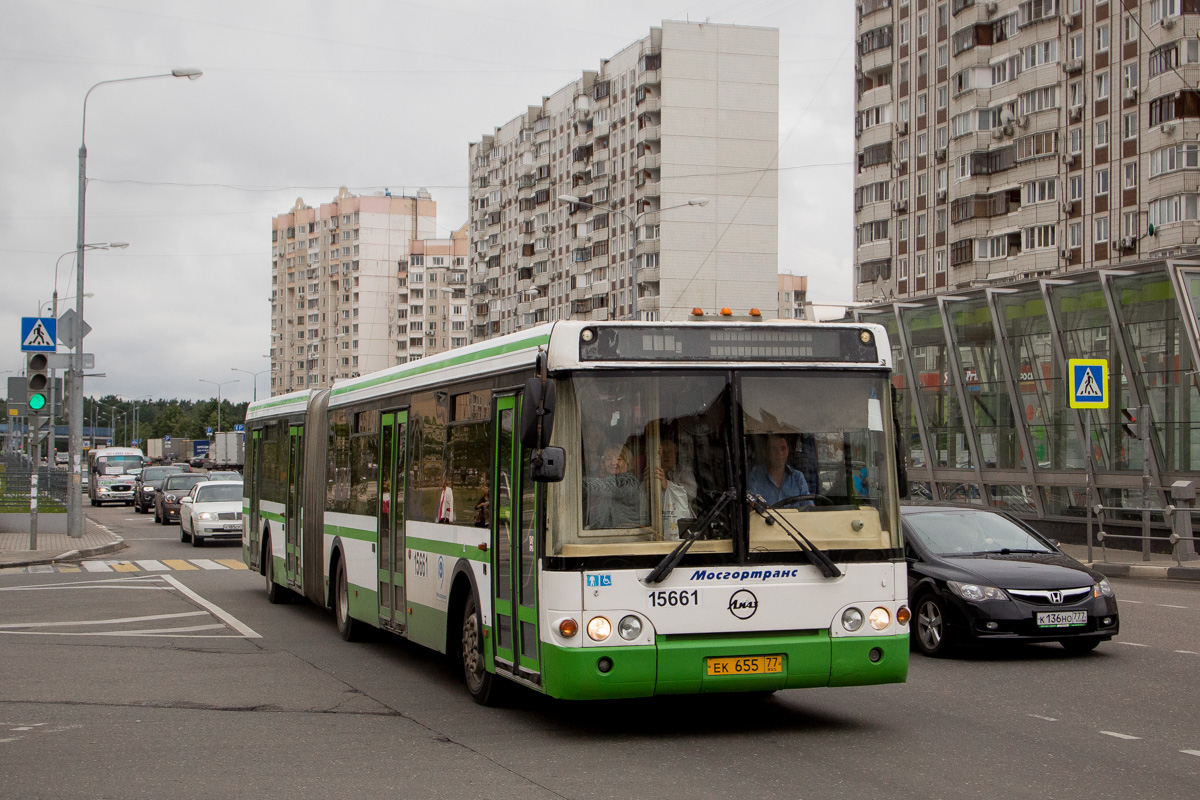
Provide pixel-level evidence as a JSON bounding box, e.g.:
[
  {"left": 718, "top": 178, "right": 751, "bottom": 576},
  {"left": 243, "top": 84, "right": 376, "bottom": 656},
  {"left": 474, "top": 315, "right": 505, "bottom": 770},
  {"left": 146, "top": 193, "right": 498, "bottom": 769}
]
[
  {"left": 900, "top": 305, "right": 971, "bottom": 470},
  {"left": 859, "top": 309, "right": 930, "bottom": 484},
  {"left": 1111, "top": 272, "right": 1200, "bottom": 472},
  {"left": 995, "top": 290, "right": 1081, "bottom": 470}
]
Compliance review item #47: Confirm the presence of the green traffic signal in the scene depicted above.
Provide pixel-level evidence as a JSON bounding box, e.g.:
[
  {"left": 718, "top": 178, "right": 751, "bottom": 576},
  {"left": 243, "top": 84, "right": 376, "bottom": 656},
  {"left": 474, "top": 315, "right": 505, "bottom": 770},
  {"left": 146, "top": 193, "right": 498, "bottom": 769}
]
[{"left": 28, "top": 392, "right": 47, "bottom": 411}]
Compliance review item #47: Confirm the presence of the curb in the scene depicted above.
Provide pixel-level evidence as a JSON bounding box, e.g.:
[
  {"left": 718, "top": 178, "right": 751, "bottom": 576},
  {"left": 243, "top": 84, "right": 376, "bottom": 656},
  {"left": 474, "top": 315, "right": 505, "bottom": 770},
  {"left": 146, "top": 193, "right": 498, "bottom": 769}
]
[
  {"left": 1, "top": 534, "right": 127, "bottom": 569},
  {"left": 1085, "top": 561, "right": 1200, "bottom": 582}
]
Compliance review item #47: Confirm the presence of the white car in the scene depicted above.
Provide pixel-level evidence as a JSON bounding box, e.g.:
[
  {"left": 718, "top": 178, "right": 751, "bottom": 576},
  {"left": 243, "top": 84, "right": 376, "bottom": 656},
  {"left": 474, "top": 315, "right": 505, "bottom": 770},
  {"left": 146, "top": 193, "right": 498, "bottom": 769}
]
[{"left": 179, "top": 481, "right": 244, "bottom": 547}]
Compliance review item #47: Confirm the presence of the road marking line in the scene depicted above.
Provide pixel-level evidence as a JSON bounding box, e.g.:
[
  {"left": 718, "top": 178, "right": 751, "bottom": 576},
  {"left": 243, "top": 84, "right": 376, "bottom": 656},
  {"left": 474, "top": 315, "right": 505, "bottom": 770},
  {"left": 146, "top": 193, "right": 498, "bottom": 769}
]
[
  {"left": 189, "top": 559, "right": 228, "bottom": 570},
  {"left": 1100, "top": 731, "right": 1142, "bottom": 740},
  {"left": 134, "top": 560, "right": 169, "bottom": 572},
  {"left": 1157, "top": 604, "right": 1188, "bottom": 609},
  {"left": 1176, "top": 650, "right": 1199, "bottom": 655},
  {"left": 110, "top": 561, "right": 139, "bottom": 573},
  {"left": 1028, "top": 714, "right": 1058, "bottom": 722},
  {"left": 1120, "top": 599, "right": 1143, "bottom": 604},
  {"left": 56, "top": 566, "right": 81, "bottom": 573},
  {"left": 0, "top": 624, "right": 229, "bottom": 637},
  {"left": 0, "top": 611, "right": 206, "bottom": 630},
  {"left": 1117, "top": 642, "right": 1149, "bottom": 647},
  {"left": 161, "top": 575, "right": 260, "bottom": 638},
  {"left": 81, "top": 561, "right": 112, "bottom": 572},
  {"left": 215, "top": 559, "right": 249, "bottom": 570},
  {"left": 1182, "top": 750, "right": 1200, "bottom": 757},
  {"left": 161, "top": 559, "right": 198, "bottom": 571},
  {"left": 28, "top": 565, "right": 54, "bottom": 573}
]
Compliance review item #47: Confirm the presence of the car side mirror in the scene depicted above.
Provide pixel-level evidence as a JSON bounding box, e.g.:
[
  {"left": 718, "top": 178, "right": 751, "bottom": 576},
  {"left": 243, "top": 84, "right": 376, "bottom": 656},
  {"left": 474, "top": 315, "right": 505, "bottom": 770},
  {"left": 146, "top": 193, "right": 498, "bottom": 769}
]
[{"left": 181, "top": 497, "right": 193, "bottom": 505}]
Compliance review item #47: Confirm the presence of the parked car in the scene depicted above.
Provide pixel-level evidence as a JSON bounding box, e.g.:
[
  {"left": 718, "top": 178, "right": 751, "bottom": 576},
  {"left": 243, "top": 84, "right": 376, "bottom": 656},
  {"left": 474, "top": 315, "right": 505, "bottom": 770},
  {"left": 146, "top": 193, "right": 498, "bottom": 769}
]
[
  {"left": 179, "top": 481, "right": 245, "bottom": 546},
  {"left": 91, "top": 474, "right": 136, "bottom": 507},
  {"left": 154, "top": 473, "right": 210, "bottom": 525},
  {"left": 132, "top": 465, "right": 187, "bottom": 513},
  {"left": 902, "top": 505, "right": 1119, "bottom": 657},
  {"left": 189, "top": 456, "right": 206, "bottom": 468}
]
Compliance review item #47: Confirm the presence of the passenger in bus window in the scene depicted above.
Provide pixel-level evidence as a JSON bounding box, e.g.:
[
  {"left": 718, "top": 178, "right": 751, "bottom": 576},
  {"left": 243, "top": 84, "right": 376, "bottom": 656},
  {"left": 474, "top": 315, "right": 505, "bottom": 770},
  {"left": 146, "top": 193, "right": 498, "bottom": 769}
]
[
  {"left": 650, "top": 439, "right": 694, "bottom": 538},
  {"left": 584, "top": 443, "right": 643, "bottom": 528},
  {"left": 747, "top": 433, "right": 813, "bottom": 507}
]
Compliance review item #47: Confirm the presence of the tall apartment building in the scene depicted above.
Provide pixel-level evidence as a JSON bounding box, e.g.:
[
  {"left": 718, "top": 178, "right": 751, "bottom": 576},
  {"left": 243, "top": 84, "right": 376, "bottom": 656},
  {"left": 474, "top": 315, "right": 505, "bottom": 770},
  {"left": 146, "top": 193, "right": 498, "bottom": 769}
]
[
  {"left": 468, "top": 20, "right": 779, "bottom": 336},
  {"left": 403, "top": 226, "right": 472, "bottom": 358},
  {"left": 854, "top": 0, "right": 1200, "bottom": 302},
  {"left": 269, "top": 188, "right": 443, "bottom": 395},
  {"left": 777, "top": 273, "right": 811, "bottom": 319}
]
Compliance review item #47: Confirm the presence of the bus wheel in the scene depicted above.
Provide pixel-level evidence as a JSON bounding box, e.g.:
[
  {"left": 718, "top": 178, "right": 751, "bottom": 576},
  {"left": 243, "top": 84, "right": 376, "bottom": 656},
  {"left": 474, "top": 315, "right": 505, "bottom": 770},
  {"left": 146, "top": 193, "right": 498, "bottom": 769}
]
[
  {"left": 334, "top": 559, "right": 363, "bottom": 642},
  {"left": 264, "top": 540, "right": 289, "bottom": 605},
  {"left": 461, "top": 591, "right": 497, "bottom": 705}
]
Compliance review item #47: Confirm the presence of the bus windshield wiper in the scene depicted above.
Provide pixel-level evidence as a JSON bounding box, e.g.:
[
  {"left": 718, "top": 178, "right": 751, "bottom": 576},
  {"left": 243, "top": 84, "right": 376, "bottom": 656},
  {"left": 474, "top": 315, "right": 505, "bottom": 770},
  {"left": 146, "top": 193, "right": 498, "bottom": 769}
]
[
  {"left": 747, "top": 493, "right": 842, "bottom": 579},
  {"left": 643, "top": 489, "right": 737, "bottom": 585}
]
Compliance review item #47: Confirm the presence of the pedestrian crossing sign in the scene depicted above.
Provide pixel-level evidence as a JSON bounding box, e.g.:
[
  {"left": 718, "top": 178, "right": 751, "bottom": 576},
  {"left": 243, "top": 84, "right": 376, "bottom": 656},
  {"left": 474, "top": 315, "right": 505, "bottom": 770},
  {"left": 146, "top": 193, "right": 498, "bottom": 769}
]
[
  {"left": 20, "top": 317, "right": 57, "bottom": 352},
  {"left": 1069, "top": 358, "right": 1108, "bottom": 409}
]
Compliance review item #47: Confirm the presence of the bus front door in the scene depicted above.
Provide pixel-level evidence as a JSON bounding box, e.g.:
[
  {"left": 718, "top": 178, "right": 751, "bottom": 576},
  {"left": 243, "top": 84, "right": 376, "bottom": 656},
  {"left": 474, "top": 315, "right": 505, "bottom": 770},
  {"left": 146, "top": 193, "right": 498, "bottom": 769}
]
[
  {"left": 378, "top": 411, "right": 407, "bottom": 632},
  {"left": 247, "top": 429, "right": 263, "bottom": 569},
  {"left": 491, "top": 397, "right": 541, "bottom": 682},
  {"left": 285, "top": 425, "right": 304, "bottom": 591}
]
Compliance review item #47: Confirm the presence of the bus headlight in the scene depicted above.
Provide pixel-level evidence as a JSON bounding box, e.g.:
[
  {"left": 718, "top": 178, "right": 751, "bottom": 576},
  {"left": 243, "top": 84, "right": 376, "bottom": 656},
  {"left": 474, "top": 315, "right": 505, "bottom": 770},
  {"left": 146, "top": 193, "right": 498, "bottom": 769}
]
[
  {"left": 586, "top": 616, "right": 612, "bottom": 641},
  {"left": 841, "top": 607, "right": 864, "bottom": 631},
  {"left": 868, "top": 607, "right": 891, "bottom": 631},
  {"left": 617, "top": 615, "right": 642, "bottom": 641}
]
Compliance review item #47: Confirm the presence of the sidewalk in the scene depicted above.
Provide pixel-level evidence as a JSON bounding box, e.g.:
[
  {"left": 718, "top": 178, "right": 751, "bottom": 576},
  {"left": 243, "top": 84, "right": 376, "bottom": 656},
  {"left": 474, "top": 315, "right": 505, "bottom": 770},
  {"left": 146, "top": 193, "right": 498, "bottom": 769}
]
[
  {"left": 1057, "top": 542, "right": 1200, "bottom": 582},
  {"left": 0, "top": 516, "right": 126, "bottom": 568}
]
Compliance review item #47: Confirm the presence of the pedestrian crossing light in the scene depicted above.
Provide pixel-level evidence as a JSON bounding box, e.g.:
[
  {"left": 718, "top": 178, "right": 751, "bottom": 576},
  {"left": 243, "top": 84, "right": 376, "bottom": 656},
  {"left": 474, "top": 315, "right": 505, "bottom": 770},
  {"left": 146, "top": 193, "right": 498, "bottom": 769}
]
[{"left": 26, "top": 352, "right": 49, "bottom": 412}]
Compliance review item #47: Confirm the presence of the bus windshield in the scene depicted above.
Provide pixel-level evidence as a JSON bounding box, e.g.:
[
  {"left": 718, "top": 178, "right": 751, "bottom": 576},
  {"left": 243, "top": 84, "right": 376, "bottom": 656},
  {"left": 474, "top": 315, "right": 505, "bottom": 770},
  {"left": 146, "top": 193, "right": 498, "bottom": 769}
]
[{"left": 550, "top": 370, "right": 900, "bottom": 560}]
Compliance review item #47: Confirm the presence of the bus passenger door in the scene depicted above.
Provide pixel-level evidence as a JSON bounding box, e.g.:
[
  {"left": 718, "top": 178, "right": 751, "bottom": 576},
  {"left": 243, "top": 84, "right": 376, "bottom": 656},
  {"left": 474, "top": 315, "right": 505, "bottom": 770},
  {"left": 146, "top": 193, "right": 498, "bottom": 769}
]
[
  {"left": 285, "top": 424, "right": 304, "bottom": 591},
  {"left": 491, "top": 397, "right": 541, "bottom": 681},
  {"left": 247, "top": 429, "right": 263, "bottom": 569},
  {"left": 378, "top": 411, "right": 407, "bottom": 632}
]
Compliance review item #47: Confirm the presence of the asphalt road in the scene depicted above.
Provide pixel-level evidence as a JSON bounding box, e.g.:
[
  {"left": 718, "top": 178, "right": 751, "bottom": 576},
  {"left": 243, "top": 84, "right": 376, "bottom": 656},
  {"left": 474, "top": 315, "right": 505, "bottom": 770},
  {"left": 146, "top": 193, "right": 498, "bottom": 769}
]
[{"left": 0, "top": 503, "right": 1197, "bottom": 799}]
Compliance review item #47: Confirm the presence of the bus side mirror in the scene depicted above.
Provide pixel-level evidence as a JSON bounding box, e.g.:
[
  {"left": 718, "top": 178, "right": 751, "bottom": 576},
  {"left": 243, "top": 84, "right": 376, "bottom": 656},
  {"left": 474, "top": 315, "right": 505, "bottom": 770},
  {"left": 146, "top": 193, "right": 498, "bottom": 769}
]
[
  {"left": 521, "top": 377, "right": 556, "bottom": 449},
  {"left": 531, "top": 446, "right": 565, "bottom": 483}
]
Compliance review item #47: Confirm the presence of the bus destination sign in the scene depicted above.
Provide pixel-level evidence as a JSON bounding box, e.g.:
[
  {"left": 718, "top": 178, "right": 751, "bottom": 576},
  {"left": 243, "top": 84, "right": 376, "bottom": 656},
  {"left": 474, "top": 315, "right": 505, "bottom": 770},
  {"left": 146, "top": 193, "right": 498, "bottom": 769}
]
[{"left": 579, "top": 326, "right": 879, "bottom": 364}]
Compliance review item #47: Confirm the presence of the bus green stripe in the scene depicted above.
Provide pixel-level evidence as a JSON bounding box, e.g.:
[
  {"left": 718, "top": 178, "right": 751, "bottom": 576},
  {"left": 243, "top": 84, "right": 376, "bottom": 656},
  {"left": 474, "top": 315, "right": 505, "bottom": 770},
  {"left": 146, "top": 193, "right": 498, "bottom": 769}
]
[
  {"left": 331, "top": 332, "right": 550, "bottom": 397},
  {"left": 325, "top": 522, "right": 376, "bottom": 542},
  {"left": 405, "top": 535, "right": 488, "bottom": 563}
]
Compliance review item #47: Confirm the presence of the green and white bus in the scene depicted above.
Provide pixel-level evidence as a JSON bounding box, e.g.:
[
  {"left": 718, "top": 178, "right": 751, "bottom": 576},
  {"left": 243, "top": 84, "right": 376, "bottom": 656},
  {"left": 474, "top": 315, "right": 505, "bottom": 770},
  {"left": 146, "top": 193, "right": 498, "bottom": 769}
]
[{"left": 244, "top": 320, "right": 910, "bottom": 702}]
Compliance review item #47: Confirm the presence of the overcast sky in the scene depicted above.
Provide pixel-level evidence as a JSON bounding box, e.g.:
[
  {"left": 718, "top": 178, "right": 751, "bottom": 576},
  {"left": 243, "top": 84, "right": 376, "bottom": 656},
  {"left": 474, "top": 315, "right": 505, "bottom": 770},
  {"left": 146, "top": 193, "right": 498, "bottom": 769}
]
[{"left": 0, "top": 0, "right": 854, "bottom": 404}]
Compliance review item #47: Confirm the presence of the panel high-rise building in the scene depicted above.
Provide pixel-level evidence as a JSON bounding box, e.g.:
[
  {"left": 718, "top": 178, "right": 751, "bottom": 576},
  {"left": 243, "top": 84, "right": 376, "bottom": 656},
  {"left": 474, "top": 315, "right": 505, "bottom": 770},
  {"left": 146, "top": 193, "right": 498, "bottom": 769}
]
[
  {"left": 468, "top": 20, "right": 779, "bottom": 336},
  {"left": 854, "top": 1, "right": 1200, "bottom": 302}
]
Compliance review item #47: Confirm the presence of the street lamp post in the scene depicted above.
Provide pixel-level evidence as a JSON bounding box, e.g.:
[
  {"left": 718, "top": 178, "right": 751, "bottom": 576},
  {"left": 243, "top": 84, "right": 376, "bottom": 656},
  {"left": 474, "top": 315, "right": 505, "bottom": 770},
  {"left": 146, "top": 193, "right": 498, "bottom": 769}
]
[
  {"left": 67, "top": 68, "right": 201, "bottom": 539},
  {"left": 231, "top": 364, "right": 268, "bottom": 402},
  {"left": 557, "top": 194, "right": 708, "bottom": 320},
  {"left": 199, "top": 379, "right": 238, "bottom": 434}
]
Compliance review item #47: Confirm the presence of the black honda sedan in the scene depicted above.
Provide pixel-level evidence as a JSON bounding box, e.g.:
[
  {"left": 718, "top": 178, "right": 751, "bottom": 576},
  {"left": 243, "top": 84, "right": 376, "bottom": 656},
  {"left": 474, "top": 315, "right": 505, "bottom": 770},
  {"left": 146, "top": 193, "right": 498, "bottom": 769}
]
[{"left": 902, "top": 506, "right": 1119, "bottom": 657}]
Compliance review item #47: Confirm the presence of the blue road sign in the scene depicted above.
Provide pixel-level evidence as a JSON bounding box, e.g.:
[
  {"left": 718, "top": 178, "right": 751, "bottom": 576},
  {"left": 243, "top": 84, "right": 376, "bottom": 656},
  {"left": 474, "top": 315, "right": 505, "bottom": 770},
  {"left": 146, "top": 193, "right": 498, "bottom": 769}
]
[
  {"left": 164, "top": 435, "right": 171, "bottom": 443},
  {"left": 233, "top": 424, "right": 244, "bottom": 433},
  {"left": 206, "top": 427, "right": 213, "bottom": 437},
  {"left": 20, "top": 317, "right": 57, "bottom": 352},
  {"left": 1069, "top": 359, "right": 1109, "bottom": 409}
]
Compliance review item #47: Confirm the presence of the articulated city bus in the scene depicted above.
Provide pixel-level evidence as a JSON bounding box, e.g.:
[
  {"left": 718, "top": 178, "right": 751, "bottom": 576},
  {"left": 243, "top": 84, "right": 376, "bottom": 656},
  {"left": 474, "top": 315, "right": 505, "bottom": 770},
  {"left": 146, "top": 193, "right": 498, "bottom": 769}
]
[{"left": 244, "top": 320, "right": 910, "bottom": 702}]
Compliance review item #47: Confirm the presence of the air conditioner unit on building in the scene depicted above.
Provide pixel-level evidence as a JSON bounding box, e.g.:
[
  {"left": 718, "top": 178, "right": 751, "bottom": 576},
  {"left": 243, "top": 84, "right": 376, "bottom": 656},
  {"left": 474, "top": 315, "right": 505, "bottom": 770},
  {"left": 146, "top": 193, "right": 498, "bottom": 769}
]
[
  {"left": 1125, "top": 88, "right": 1139, "bottom": 102},
  {"left": 542, "top": 224, "right": 554, "bottom": 232},
  {"left": 992, "top": 127, "right": 1005, "bottom": 140},
  {"left": 1061, "top": 14, "right": 1074, "bottom": 28},
  {"left": 1060, "top": 248, "right": 1070, "bottom": 260},
  {"left": 1120, "top": 236, "right": 1138, "bottom": 250},
  {"left": 985, "top": 1, "right": 998, "bottom": 15},
  {"left": 896, "top": 157, "right": 909, "bottom": 169},
  {"left": 937, "top": 189, "right": 947, "bottom": 201},
  {"left": 935, "top": 146, "right": 947, "bottom": 161},
  {"left": 897, "top": 121, "right": 909, "bottom": 135},
  {"left": 1063, "top": 59, "right": 1084, "bottom": 74},
  {"left": 893, "top": 199, "right": 908, "bottom": 213},
  {"left": 1018, "top": 115, "right": 1030, "bottom": 129},
  {"left": 855, "top": 126, "right": 862, "bottom": 138},
  {"left": 1162, "top": 122, "right": 1177, "bottom": 134},
  {"left": 1063, "top": 153, "right": 1076, "bottom": 167},
  {"left": 1062, "top": 200, "right": 1075, "bottom": 214},
  {"left": 1069, "top": 106, "right": 1082, "bottom": 121},
  {"left": 1163, "top": 17, "right": 1177, "bottom": 30}
]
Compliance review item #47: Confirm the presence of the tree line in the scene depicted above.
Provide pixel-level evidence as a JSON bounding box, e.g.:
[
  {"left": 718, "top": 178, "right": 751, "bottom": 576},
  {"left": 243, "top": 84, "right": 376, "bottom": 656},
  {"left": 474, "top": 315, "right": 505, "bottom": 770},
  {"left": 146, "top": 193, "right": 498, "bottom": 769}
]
[{"left": 81, "top": 395, "right": 248, "bottom": 443}]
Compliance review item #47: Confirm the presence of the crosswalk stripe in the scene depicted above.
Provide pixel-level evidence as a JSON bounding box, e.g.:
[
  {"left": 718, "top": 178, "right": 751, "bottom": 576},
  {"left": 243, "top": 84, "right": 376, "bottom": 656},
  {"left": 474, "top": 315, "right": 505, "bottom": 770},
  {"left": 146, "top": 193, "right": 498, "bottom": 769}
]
[
  {"left": 134, "top": 560, "right": 169, "bottom": 572},
  {"left": 161, "top": 559, "right": 198, "bottom": 571},
  {"left": 111, "top": 561, "right": 140, "bottom": 572},
  {"left": 56, "top": 565, "right": 81, "bottom": 572},
  {"left": 82, "top": 561, "right": 112, "bottom": 572},
  {"left": 215, "top": 559, "right": 249, "bottom": 570},
  {"left": 189, "top": 559, "right": 229, "bottom": 570}
]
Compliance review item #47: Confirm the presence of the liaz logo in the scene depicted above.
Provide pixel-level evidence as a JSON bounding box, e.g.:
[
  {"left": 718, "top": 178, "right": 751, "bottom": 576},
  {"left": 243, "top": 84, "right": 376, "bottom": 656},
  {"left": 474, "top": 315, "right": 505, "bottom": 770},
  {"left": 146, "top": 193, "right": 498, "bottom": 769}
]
[
  {"left": 586, "top": 574, "right": 612, "bottom": 587},
  {"left": 728, "top": 589, "right": 759, "bottom": 620}
]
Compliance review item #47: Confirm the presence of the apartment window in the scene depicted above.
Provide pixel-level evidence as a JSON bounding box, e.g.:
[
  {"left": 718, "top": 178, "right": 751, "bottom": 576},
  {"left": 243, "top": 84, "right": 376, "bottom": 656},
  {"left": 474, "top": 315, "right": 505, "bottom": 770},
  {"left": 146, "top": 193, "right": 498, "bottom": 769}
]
[
  {"left": 1124, "top": 12, "right": 1139, "bottom": 42},
  {"left": 975, "top": 235, "right": 1009, "bottom": 260},
  {"left": 937, "top": 85, "right": 948, "bottom": 109},
  {"left": 899, "top": 257, "right": 909, "bottom": 281},
  {"left": 899, "top": 99, "right": 910, "bottom": 123},
  {"left": 1123, "top": 63, "right": 1138, "bottom": 92},
  {"left": 1069, "top": 175, "right": 1083, "bottom": 200},
  {"left": 1124, "top": 162, "right": 1138, "bottom": 188},
  {"left": 918, "top": 93, "right": 928, "bottom": 118},
  {"left": 1150, "top": 0, "right": 1181, "bottom": 26},
  {"left": 1149, "top": 43, "right": 1180, "bottom": 79},
  {"left": 1148, "top": 194, "right": 1199, "bottom": 227},
  {"left": 899, "top": 218, "right": 909, "bottom": 241},
  {"left": 937, "top": 167, "right": 948, "bottom": 191},
  {"left": 937, "top": 44, "right": 948, "bottom": 68},
  {"left": 1095, "top": 216, "right": 1109, "bottom": 243},
  {"left": 1022, "top": 40, "right": 1058, "bottom": 70},
  {"left": 900, "top": 21, "right": 909, "bottom": 45},
  {"left": 1069, "top": 221, "right": 1083, "bottom": 248},
  {"left": 917, "top": 212, "right": 927, "bottom": 238},
  {"left": 1123, "top": 112, "right": 1138, "bottom": 140},
  {"left": 937, "top": 126, "right": 948, "bottom": 149},
  {"left": 916, "top": 254, "right": 927, "bottom": 278},
  {"left": 935, "top": 250, "right": 946, "bottom": 275},
  {"left": 1095, "top": 72, "right": 1109, "bottom": 101},
  {"left": 1068, "top": 80, "right": 1084, "bottom": 108},
  {"left": 857, "top": 220, "right": 890, "bottom": 246},
  {"left": 936, "top": 208, "right": 947, "bottom": 232},
  {"left": 1069, "top": 33, "right": 1084, "bottom": 61},
  {"left": 1095, "top": 120, "right": 1109, "bottom": 147},
  {"left": 1023, "top": 224, "right": 1057, "bottom": 250},
  {"left": 917, "top": 132, "right": 928, "bottom": 156},
  {"left": 1096, "top": 24, "right": 1109, "bottom": 54},
  {"left": 918, "top": 53, "right": 928, "bottom": 78},
  {"left": 1020, "top": 86, "right": 1058, "bottom": 114},
  {"left": 918, "top": 174, "right": 929, "bottom": 198},
  {"left": 1024, "top": 178, "right": 1057, "bottom": 204},
  {"left": 899, "top": 178, "right": 909, "bottom": 200},
  {"left": 1069, "top": 127, "right": 1083, "bottom": 154},
  {"left": 1123, "top": 211, "right": 1139, "bottom": 238},
  {"left": 1095, "top": 168, "right": 1109, "bottom": 195},
  {"left": 918, "top": 13, "right": 928, "bottom": 38}
]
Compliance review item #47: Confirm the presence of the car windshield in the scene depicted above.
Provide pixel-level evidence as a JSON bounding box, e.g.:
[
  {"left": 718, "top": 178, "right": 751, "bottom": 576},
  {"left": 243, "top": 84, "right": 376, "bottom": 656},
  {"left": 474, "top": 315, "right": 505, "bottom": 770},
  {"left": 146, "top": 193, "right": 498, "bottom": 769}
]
[
  {"left": 208, "top": 472, "right": 241, "bottom": 481},
  {"left": 164, "top": 475, "right": 208, "bottom": 491},
  {"left": 905, "top": 510, "right": 1055, "bottom": 555},
  {"left": 194, "top": 484, "right": 242, "bottom": 503},
  {"left": 142, "top": 467, "right": 181, "bottom": 481},
  {"left": 549, "top": 370, "right": 899, "bottom": 559}
]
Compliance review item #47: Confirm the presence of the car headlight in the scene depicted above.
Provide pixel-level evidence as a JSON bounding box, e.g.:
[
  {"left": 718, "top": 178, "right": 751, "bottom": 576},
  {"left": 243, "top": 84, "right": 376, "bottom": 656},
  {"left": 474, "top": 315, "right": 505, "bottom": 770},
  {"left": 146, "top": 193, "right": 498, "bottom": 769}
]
[
  {"left": 197, "top": 512, "right": 217, "bottom": 521},
  {"left": 947, "top": 581, "right": 1007, "bottom": 601},
  {"left": 1094, "top": 579, "right": 1114, "bottom": 598},
  {"left": 164, "top": 494, "right": 177, "bottom": 503},
  {"left": 144, "top": 486, "right": 155, "bottom": 493},
  {"left": 586, "top": 616, "right": 612, "bottom": 641},
  {"left": 617, "top": 615, "right": 642, "bottom": 640},
  {"left": 841, "top": 607, "right": 864, "bottom": 631}
]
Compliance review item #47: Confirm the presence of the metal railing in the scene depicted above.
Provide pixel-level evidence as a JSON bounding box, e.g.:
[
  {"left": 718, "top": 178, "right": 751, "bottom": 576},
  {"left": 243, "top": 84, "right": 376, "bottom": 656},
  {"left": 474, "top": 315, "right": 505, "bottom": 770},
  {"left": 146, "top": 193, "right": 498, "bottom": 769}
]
[{"left": 1093, "top": 502, "right": 1199, "bottom": 566}]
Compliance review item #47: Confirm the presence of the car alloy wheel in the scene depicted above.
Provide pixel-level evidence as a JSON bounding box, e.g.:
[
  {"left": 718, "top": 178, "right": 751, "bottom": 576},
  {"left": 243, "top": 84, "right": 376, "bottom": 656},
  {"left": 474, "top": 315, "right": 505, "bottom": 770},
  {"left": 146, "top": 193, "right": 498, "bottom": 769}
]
[{"left": 915, "top": 595, "right": 953, "bottom": 657}]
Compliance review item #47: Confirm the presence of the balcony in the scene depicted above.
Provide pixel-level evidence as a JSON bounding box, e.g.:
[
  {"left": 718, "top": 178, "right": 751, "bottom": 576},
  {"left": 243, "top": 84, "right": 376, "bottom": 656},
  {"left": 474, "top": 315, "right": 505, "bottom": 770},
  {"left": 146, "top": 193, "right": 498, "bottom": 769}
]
[
  {"left": 639, "top": 238, "right": 661, "bottom": 256},
  {"left": 638, "top": 124, "right": 661, "bottom": 142},
  {"left": 636, "top": 266, "right": 660, "bottom": 284},
  {"left": 638, "top": 295, "right": 660, "bottom": 313},
  {"left": 636, "top": 151, "right": 661, "bottom": 171}
]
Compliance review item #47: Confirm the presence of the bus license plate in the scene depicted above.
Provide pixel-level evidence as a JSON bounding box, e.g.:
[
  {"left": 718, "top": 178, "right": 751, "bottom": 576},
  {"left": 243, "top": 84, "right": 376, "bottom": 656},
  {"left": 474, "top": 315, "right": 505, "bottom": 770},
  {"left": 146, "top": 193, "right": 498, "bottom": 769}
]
[
  {"left": 1036, "top": 611, "right": 1086, "bottom": 628},
  {"left": 706, "top": 655, "right": 783, "bottom": 676}
]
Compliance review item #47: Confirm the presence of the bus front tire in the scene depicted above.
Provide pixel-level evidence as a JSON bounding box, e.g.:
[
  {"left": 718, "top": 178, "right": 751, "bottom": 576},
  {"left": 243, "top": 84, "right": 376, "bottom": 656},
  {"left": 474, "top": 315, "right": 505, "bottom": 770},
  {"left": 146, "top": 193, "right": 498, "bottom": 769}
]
[
  {"left": 334, "top": 559, "right": 364, "bottom": 642},
  {"left": 461, "top": 591, "right": 498, "bottom": 705}
]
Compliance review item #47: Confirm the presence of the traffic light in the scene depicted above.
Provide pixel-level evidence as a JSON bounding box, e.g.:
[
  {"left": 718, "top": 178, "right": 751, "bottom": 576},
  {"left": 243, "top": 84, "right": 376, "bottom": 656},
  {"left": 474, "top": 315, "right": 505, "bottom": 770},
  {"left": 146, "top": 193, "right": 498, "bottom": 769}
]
[
  {"left": 1121, "top": 407, "right": 1149, "bottom": 440},
  {"left": 26, "top": 353, "right": 49, "bottom": 412}
]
